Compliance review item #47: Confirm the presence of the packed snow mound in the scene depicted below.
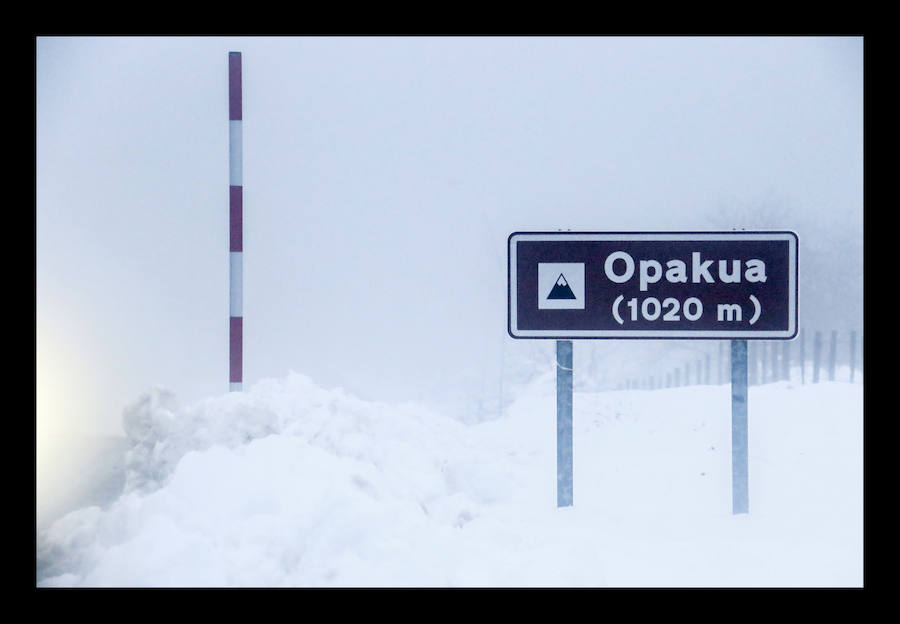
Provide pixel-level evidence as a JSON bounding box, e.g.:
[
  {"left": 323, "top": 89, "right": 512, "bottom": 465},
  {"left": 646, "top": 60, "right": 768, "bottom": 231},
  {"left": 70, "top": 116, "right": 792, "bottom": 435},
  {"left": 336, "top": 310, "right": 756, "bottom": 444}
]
[
  {"left": 120, "top": 373, "right": 473, "bottom": 497},
  {"left": 37, "top": 371, "right": 863, "bottom": 587},
  {"left": 38, "top": 372, "right": 524, "bottom": 586}
]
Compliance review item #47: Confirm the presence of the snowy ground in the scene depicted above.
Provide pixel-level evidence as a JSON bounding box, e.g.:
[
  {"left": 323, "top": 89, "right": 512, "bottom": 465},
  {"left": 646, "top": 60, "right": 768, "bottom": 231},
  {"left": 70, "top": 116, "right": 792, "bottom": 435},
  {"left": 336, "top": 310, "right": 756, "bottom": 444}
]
[{"left": 36, "top": 369, "right": 863, "bottom": 587}]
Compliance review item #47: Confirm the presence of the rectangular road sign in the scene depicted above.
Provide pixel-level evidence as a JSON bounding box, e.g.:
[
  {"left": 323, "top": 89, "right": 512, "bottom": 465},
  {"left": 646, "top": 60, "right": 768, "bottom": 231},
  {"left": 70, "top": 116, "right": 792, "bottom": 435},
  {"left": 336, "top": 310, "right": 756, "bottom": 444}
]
[{"left": 508, "top": 231, "right": 798, "bottom": 339}]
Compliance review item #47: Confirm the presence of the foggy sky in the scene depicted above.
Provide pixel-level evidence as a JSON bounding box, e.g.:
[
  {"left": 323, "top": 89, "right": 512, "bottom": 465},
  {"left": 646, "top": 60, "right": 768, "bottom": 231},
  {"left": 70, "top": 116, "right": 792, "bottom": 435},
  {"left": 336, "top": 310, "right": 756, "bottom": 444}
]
[{"left": 36, "top": 36, "right": 863, "bottom": 436}]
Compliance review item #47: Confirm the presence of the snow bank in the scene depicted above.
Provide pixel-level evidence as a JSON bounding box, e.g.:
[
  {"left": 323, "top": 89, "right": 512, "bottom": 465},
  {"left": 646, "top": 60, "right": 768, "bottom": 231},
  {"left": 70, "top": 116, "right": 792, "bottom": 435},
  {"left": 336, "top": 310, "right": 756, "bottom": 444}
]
[
  {"left": 38, "top": 372, "right": 501, "bottom": 586},
  {"left": 37, "top": 371, "right": 863, "bottom": 587}
]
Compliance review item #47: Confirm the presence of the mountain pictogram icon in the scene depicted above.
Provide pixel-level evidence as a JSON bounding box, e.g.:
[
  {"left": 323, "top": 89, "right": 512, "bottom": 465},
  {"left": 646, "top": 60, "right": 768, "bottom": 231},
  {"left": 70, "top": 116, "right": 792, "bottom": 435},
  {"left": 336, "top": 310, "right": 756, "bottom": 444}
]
[{"left": 547, "top": 274, "right": 577, "bottom": 300}]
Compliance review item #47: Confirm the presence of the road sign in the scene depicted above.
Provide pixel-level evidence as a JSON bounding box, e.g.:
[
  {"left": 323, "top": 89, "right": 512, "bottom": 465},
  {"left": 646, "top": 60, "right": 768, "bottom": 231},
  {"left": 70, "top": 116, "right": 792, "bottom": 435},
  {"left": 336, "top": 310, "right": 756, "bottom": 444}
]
[{"left": 508, "top": 232, "right": 798, "bottom": 339}]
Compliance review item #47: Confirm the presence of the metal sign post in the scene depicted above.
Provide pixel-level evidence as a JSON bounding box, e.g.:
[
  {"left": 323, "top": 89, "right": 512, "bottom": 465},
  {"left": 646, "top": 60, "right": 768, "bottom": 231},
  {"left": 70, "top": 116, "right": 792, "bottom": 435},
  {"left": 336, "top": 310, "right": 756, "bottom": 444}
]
[
  {"left": 556, "top": 340, "right": 573, "bottom": 507},
  {"left": 731, "top": 339, "right": 749, "bottom": 514}
]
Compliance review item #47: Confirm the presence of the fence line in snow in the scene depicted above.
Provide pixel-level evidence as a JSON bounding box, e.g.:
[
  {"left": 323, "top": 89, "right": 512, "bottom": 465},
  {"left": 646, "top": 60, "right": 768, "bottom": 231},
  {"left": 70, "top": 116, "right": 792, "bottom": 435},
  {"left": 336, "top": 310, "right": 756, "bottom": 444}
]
[{"left": 617, "top": 329, "right": 862, "bottom": 390}]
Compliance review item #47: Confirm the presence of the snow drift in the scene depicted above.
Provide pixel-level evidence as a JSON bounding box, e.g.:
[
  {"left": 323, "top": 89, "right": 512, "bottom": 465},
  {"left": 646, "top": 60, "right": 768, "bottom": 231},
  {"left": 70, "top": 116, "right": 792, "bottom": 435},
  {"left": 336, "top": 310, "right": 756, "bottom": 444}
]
[{"left": 36, "top": 369, "right": 863, "bottom": 587}]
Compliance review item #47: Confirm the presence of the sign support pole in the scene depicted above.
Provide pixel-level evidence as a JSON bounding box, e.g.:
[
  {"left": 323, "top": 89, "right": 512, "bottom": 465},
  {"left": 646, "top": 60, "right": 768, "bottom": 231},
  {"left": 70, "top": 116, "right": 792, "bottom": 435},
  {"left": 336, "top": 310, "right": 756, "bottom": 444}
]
[
  {"left": 557, "top": 339, "right": 573, "bottom": 507},
  {"left": 731, "top": 339, "right": 749, "bottom": 514}
]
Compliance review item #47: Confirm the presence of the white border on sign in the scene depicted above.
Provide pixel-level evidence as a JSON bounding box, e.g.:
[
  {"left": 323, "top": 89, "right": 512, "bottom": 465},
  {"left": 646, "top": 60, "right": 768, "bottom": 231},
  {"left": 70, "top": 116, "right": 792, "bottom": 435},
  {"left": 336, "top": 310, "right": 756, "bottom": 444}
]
[{"left": 508, "top": 232, "right": 798, "bottom": 339}]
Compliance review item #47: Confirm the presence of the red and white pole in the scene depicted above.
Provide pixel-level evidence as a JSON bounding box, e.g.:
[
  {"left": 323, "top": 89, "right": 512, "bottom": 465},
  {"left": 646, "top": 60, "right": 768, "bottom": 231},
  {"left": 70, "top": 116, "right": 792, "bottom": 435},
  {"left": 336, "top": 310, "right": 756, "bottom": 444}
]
[{"left": 229, "top": 52, "right": 243, "bottom": 391}]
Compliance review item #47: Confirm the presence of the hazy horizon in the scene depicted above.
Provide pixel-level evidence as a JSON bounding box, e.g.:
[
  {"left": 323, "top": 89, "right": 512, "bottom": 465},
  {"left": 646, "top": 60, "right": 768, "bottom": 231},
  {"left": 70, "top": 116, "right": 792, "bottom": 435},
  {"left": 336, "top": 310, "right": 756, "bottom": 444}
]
[{"left": 37, "top": 36, "right": 863, "bottom": 438}]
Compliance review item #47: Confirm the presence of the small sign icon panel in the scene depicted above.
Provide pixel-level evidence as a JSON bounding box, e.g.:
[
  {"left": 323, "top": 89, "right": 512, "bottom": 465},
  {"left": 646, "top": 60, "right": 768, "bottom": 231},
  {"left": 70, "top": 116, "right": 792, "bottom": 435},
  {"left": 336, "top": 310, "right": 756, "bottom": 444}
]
[{"left": 538, "top": 263, "right": 585, "bottom": 309}]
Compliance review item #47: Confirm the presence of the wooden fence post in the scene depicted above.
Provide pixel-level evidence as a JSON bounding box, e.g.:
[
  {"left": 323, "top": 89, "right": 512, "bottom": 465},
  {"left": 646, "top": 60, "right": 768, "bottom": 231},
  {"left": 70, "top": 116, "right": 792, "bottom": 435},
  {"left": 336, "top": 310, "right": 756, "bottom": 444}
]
[
  {"left": 771, "top": 341, "right": 778, "bottom": 382},
  {"left": 828, "top": 330, "right": 837, "bottom": 381},
  {"left": 800, "top": 329, "right": 805, "bottom": 385},
  {"left": 783, "top": 341, "right": 790, "bottom": 382},
  {"left": 813, "top": 331, "right": 822, "bottom": 383}
]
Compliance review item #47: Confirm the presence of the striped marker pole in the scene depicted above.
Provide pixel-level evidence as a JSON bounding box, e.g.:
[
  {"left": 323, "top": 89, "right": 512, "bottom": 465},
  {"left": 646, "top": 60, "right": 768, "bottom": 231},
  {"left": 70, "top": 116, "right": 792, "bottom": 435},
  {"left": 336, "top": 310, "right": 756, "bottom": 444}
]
[{"left": 229, "top": 52, "right": 243, "bottom": 391}]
